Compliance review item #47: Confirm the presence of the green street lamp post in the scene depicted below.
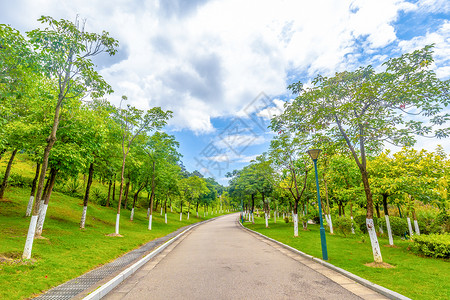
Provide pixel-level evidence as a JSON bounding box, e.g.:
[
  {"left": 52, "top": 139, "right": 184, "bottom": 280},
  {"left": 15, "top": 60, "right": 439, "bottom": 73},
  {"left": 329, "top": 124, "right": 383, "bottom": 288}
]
[{"left": 307, "top": 149, "right": 328, "bottom": 261}]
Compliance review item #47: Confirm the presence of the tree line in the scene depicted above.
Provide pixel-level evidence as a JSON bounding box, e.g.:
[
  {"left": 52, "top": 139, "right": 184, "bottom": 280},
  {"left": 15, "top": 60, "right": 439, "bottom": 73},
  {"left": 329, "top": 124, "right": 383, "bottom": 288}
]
[
  {"left": 0, "top": 17, "right": 226, "bottom": 260},
  {"left": 227, "top": 45, "right": 450, "bottom": 263}
]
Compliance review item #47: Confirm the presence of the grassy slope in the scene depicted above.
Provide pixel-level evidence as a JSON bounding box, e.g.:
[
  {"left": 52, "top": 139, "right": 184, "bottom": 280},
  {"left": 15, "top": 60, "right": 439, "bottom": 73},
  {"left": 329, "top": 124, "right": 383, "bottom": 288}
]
[
  {"left": 0, "top": 154, "right": 229, "bottom": 299},
  {"left": 245, "top": 218, "right": 449, "bottom": 300}
]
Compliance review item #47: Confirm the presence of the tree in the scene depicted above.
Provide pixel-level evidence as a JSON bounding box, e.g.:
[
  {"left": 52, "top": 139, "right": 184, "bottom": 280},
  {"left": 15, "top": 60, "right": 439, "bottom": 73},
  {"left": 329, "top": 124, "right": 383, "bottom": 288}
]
[
  {"left": 275, "top": 46, "right": 450, "bottom": 262},
  {"left": 23, "top": 16, "right": 118, "bottom": 259},
  {"left": 113, "top": 97, "right": 171, "bottom": 235},
  {"left": 142, "top": 131, "right": 180, "bottom": 229},
  {"left": 269, "top": 130, "right": 311, "bottom": 236}
]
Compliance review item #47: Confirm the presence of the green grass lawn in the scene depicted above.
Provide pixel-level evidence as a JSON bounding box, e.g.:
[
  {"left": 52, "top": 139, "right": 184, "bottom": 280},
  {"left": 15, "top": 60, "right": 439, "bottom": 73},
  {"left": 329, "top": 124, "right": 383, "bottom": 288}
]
[
  {"left": 0, "top": 184, "right": 229, "bottom": 300},
  {"left": 244, "top": 217, "right": 449, "bottom": 300}
]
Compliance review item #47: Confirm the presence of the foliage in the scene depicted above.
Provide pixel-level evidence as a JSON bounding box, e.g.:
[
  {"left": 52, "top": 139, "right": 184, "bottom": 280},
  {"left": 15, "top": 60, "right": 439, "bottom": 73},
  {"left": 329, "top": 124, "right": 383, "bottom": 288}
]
[
  {"left": 353, "top": 214, "right": 378, "bottom": 233},
  {"left": 411, "top": 233, "right": 450, "bottom": 259},
  {"left": 333, "top": 216, "right": 354, "bottom": 237},
  {"left": 379, "top": 216, "right": 408, "bottom": 236},
  {"left": 0, "top": 173, "right": 33, "bottom": 188}
]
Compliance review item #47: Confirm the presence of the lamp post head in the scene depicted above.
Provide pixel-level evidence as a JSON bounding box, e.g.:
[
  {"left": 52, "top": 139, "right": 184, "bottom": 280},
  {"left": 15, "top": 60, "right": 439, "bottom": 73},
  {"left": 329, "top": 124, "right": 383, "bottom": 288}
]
[{"left": 307, "top": 149, "right": 322, "bottom": 161}]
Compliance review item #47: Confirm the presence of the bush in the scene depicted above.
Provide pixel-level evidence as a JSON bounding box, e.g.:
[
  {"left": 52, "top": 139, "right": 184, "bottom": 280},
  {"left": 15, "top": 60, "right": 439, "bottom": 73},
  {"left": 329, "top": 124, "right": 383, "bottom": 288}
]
[
  {"left": 91, "top": 188, "right": 106, "bottom": 205},
  {"left": 3, "top": 173, "right": 33, "bottom": 188},
  {"left": 353, "top": 215, "right": 378, "bottom": 233},
  {"left": 284, "top": 217, "right": 289, "bottom": 223},
  {"left": 333, "top": 216, "right": 353, "bottom": 237},
  {"left": 411, "top": 233, "right": 450, "bottom": 259},
  {"left": 379, "top": 216, "right": 408, "bottom": 236}
]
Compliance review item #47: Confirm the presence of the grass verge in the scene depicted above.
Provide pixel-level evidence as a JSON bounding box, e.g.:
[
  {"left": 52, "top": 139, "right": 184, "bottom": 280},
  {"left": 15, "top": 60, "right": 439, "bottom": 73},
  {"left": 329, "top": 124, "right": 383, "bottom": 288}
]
[{"left": 244, "top": 218, "right": 449, "bottom": 300}]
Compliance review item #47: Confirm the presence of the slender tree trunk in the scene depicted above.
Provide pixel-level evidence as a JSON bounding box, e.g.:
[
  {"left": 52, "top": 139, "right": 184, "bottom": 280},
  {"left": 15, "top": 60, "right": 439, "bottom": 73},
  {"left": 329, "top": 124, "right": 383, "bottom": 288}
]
[
  {"left": 251, "top": 194, "right": 255, "bottom": 224},
  {"left": 80, "top": 162, "right": 94, "bottom": 229},
  {"left": 180, "top": 200, "right": 183, "bottom": 221},
  {"left": 112, "top": 175, "right": 116, "bottom": 203},
  {"left": 0, "top": 148, "right": 18, "bottom": 199},
  {"left": 106, "top": 179, "right": 112, "bottom": 207},
  {"left": 23, "top": 99, "right": 62, "bottom": 259},
  {"left": 123, "top": 180, "right": 130, "bottom": 209},
  {"left": 148, "top": 162, "right": 156, "bottom": 230},
  {"left": 187, "top": 201, "right": 190, "bottom": 220},
  {"left": 196, "top": 202, "right": 199, "bottom": 218},
  {"left": 412, "top": 207, "right": 420, "bottom": 235},
  {"left": 383, "top": 194, "right": 393, "bottom": 245},
  {"left": 350, "top": 202, "right": 355, "bottom": 234},
  {"left": 35, "top": 168, "right": 58, "bottom": 237},
  {"left": 115, "top": 157, "right": 126, "bottom": 235},
  {"left": 26, "top": 163, "right": 41, "bottom": 217}
]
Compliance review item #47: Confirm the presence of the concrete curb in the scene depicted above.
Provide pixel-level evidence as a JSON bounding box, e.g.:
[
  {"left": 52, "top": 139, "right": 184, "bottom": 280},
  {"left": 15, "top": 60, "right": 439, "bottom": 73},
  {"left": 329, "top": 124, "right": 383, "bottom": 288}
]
[
  {"left": 238, "top": 219, "right": 411, "bottom": 300},
  {"left": 83, "top": 215, "right": 225, "bottom": 300}
]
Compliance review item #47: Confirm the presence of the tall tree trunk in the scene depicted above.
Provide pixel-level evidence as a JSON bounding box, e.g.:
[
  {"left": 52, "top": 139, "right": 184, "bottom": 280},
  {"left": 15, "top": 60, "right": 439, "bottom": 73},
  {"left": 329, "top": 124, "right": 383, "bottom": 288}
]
[
  {"left": 80, "top": 162, "right": 94, "bottom": 229},
  {"left": 382, "top": 194, "right": 393, "bottom": 245},
  {"left": 0, "top": 148, "right": 18, "bottom": 199},
  {"left": 106, "top": 179, "right": 112, "bottom": 207},
  {"left": 187, "top": 201, "right": 190, "bottom": 220},
  {"left": 115, "top": 157, "right": 126, "bottom": 235},
  {"left": 180, "top": 200, "right": 183, "bottom": 221},
  {"left": 123, "top": 180, "right": 130, "bottom": 209},
  {"left": 196, "top": 202, "right": 199, "bottom": 218},
  {"left": 23, "top": 99, "right": 62, "bottom": 259},
  {"left": 148, "top": 162, "right": 156, "bottom": 230},
  {"left": 251, "top": 194, "right": 255, "bottom": 224},
  {"left": 112, "top": 175, "right": 116, "bottom": 203},
  {"left": 35, "top": 168, "right": 58, "bottom": 237},
  {"left": 26, "top": 163, "right": 40, "bottom": 217},
  {"left": 411, "top": 206, "right": 420, "bottom": 235}
]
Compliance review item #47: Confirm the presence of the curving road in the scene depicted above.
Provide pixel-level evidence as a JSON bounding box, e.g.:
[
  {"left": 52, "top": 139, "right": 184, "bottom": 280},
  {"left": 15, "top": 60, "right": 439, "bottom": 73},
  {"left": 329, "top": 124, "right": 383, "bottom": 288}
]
[{"left": 104, "top": 213, "right": 386, "bottom": 300}]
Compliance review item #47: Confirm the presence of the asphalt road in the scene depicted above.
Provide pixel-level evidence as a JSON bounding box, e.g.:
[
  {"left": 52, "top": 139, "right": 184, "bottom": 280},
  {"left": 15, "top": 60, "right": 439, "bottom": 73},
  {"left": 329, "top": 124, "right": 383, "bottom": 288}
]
[{"left": 104, "top": 213, "right": 386, "bottom": 300}]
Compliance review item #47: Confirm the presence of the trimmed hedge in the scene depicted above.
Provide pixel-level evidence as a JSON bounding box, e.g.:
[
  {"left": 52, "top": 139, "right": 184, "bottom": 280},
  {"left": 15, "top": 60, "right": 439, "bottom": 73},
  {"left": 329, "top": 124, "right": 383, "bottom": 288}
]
[{"left": 411, "top": 233, "right": 450, "bottom": 259}]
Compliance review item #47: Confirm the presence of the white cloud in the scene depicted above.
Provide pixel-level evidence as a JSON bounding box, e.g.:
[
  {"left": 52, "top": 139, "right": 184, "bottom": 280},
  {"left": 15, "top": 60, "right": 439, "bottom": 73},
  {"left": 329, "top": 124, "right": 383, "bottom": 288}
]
[
  {"left": 398, "top": 20, "right": 450, "bottom": 79},
  {"left": 4, "top": 0, "right": 446, "bottom": 134}
]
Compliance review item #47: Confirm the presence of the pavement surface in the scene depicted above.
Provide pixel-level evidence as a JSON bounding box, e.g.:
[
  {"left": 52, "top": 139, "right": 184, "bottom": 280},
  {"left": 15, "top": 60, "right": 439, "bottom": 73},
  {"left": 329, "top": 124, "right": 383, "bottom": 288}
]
[{"left": 104, "top": 214, "right": 387, "bottom": 300}]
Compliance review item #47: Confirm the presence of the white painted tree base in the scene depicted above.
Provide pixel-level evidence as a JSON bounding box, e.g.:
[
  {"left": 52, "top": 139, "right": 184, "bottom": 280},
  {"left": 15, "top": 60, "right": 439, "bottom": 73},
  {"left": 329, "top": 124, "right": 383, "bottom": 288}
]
[
  {"left": 328, "top": 214, "right": 334, "bottom": 234},
  {"left": 197, "top": 212, "right": 199, "bottom": 217},
  {"left": 366, "top": 218, "right": 383, "bottom": 262},
  {"left": 147, "top": 208, "right": 150, "bottom": 219},
  {"left": 180, "top": 212, "right": 182, "bottom": 221},
  {"left": 148, "top": 215, "right": 152, "bottom": 230},
  {"left": 130, "top": 208, "right": 135, "bottom": 221},
  {"left": 80, "top": 206, "right": 87, "bottom": 229},
  {"left": 165, "top": 213, "right": 167, "bottom": 224},
  {"left": 351, "top": 216, "right": 355, "bottom": 234},
  {"left": 407, "top": 217, "right": 413, "bottom": 237},
  {"left": 115, "top": 214, "right": 120, "bottom": 235},
  {"left": 26, "top": 196, "right": 34, "bottom": 217},
  {"left": 36, "top": 203, "right": 48, "bottom": 236},
  {"left": 160, "top": 207, "right": 163, "bottom": 216},
  {"left": 293, "top": 214, "right": 298, "bottom": 237},
  {"left": 265, "top": 213, "right": 268, "bottom": 228},
  {"left": 385, "top": 215, "right": 393, "bottom": 245},
  {"left": 413, "top": 219, "right": 420, "bottom": 235},
  {"left": 23, "top": 215, "right": 38, "bottom": 259}
]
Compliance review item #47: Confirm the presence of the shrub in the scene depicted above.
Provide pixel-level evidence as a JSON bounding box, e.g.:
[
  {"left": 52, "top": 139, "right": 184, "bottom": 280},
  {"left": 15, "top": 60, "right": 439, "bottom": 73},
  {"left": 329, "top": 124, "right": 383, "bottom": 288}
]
[
  {"left": 284, "top": 217, "right": 289, "bottom": 223},
  {"left": 91, "top": 188, "right": 106, "bottom": 205},
  {"left": 333, "top": 216, "right": 353, "bottom": 237},
  {"left": 5, "top": 173, "right": 33, "bottom": 188},
  {"left": 411, "top": 233, "right": 450, "bottom": 259},
  {"left": 379, "top": 216, "right": 408, "bottom": 236},
  {"left": 353, "top": 215, "right": 378, "bottom": 233}
]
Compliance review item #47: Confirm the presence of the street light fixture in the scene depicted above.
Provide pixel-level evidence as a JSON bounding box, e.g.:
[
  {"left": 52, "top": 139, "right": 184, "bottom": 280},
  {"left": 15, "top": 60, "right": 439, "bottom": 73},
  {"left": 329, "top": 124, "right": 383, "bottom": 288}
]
[{"left": 307, "top": 148, "right": 328, "bottom": 261}]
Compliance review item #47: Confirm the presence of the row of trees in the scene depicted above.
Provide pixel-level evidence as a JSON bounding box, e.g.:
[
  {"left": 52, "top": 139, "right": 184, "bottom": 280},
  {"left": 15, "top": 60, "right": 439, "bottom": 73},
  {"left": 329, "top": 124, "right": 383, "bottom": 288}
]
[
  {"left": 0, "top": 17, "right": 225, "bottom": 260},
  {"left": 228, "top": 45, "right": 449, "bottom": 263}
]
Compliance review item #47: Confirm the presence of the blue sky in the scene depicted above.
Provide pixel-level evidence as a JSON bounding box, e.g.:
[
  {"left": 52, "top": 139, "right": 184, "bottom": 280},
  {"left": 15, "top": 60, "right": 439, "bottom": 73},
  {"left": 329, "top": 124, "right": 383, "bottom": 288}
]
[{"left": 2, "top": 0, "right": 449, "bottom": 185}]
